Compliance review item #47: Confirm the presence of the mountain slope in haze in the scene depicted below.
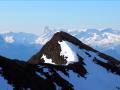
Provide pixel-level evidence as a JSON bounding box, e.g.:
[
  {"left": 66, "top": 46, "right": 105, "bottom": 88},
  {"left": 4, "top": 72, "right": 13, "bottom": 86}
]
[
  {"left": 0, "top": 36, "right": 4, "bottom": 43},
  {"left": 0, "top": 31, "right": 120, "bottom": 90},
  {"left": 0, "top": 32, "right": 41, "bottom": 60},
  {"left": 0, "top": 32, "right": 37, "bottom": 44},
  {"left": 0, "top": 43, "right": 40, "bottom": 60}
]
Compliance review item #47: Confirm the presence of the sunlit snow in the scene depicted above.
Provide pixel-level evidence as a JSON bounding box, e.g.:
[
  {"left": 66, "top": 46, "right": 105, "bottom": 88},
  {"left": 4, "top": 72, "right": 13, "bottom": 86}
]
[
  {"left": 41, "top": 54, "right": 55, "bottom": 64},
  {"left": 58, "top": 40, "right": 107, "bottom": 65},
  {"left": 58, "top": 41, "right": 79, "bottom": 65}
]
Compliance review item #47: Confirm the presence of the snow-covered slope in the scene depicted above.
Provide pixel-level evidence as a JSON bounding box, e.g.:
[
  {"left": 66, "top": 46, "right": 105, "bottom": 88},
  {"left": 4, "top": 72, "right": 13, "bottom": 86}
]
[
  {"left": 28, "top": 31, "right": 120, "bottom": 90},
  {"left": 0, "top": 31, "right": 120, "bottom": 90},
  {"left": 56, "top": 41, "right": 120, "bottom": 90}
]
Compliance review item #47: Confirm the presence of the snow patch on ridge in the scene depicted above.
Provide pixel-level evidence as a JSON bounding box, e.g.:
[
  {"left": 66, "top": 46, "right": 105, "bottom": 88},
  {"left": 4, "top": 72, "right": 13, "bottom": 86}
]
[
  {"left": 41, "top": 54, "right": 55, "bottom": 64},
  {"left": 58, "top": 41, "right": 79, "bottom": 65},
  {"left": 58, "top": 40, "right": 107, "bottom": 65},
  {"left": 56, "top": 40, "right": 119, "bottom": 90}
]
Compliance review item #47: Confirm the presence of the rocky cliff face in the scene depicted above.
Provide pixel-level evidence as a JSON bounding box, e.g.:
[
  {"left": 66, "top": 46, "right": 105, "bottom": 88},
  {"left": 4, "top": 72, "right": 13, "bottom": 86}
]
[{"left": 0, "top": 31, "right": 120, "bottom": 90}]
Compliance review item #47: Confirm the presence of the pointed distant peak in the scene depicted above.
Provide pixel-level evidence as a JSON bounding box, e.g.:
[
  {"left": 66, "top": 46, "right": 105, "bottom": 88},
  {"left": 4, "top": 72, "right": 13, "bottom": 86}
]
[
  {"left": 43, "top": 26, "right": 51, "bottom": 33},
  {"left": 43, "top": 26, "right": 57, "bottom": 34}
]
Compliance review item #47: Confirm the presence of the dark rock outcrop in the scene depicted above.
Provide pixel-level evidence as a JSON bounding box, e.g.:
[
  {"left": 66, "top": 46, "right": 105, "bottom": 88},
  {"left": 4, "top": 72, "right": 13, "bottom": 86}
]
[{"left": 0, "top": 56, "right": 75, "bottom": 90}]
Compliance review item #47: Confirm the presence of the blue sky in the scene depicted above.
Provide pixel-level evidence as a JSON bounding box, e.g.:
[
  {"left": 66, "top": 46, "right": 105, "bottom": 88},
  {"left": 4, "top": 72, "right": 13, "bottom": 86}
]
[{"left": 0, "top": 0, "right": 120, "bottom": 34}]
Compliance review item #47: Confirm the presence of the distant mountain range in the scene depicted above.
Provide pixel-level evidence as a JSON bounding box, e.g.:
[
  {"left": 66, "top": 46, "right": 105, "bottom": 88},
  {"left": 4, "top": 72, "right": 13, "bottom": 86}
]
[
  {"left": 0, "top": 31, "right": 120, "bottom": 90},
  {"left": 0, "top": 27, "right": 120, "bottom": 60},
  {"left": 0, "top": 32, "right": 41, "bottom": 60}
]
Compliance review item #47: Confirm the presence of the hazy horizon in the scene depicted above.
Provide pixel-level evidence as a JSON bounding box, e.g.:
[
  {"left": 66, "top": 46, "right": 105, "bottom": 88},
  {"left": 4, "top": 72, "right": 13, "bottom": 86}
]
[{"left": 0, "top": 0, "right": 120, "bottom": 34}]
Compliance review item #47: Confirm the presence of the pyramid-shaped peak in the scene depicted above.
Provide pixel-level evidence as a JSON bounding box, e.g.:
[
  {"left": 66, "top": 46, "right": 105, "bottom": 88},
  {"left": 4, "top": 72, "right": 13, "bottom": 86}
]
[
  {"left": 28, "top": 31, "right": 96, "bottom": 65},
  {"left": 28, "top": 31, "right": 120, "bottom": 70}
]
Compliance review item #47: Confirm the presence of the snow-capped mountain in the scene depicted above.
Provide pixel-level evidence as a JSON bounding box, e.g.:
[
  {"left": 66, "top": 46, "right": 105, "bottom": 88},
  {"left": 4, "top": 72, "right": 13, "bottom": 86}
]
[
  {"left": 35, "top": 26, "right": 59, "bottom": 45},
  {"left": 0, "top": 31, "right": 120, "bottom": 90},
  {"left": 36, "top": 27, "right": 120, "bottom": 60},
  {"left": 0, "top": 27, "right": 120, "bottom": 60},
  {"left": 0, "top": 32, "right": 38, "bottom": 44},
  {"left": 36, "top": 27, "right": 120, "bottom": 48}
]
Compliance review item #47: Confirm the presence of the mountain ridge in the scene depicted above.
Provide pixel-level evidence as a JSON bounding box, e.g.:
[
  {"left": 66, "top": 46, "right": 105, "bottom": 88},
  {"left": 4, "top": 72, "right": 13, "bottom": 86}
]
[
  {"left": 35, "top": 28, "right": 120, "bottom": 60},
  {"left": 0, "top": 31, "right": 120, "bottom": 90}
]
